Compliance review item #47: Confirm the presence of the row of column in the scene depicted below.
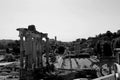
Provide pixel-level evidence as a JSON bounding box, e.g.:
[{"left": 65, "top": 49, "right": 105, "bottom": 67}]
[{"left": 17, "top": 28, "right": 49, "bottom": 80}]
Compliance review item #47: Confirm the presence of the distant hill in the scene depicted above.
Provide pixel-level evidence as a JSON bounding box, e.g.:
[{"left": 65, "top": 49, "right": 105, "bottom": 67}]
[
  {"left": 0, "top": 39, "right": 16, "bottom": 49},
  {"left": 0, "top": 39, "right": 15, "bottom": 45}
]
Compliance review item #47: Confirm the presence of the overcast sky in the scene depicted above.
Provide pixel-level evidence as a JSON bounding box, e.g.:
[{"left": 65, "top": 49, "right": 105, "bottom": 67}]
[{"left": 0, "top": 0, "right": 120, "bottom": 42}]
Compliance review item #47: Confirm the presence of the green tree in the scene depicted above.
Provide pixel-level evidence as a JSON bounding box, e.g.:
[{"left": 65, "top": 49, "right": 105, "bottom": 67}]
[
  {"left": 102, "top": 41, "right": 113, "bottom": 56},
  {"left": 113, "top": 37, "right": 120, "bottom": 48}
]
